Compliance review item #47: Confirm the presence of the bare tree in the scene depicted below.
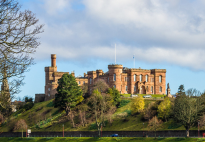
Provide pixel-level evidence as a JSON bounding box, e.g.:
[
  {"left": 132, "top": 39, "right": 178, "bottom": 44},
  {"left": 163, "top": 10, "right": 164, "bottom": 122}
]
[
  {"left": 0, "top": 0, "right": 44, "bottom": 112},
  {"left": 93, "top": 79, "right": 109, "bottom": 93}
]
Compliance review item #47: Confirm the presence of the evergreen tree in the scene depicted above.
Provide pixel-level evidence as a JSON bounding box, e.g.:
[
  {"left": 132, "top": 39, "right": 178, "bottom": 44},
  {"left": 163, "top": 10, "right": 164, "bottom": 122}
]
[
  {"left": 178, "top": 84, "right": 185, "bottom": 95},
  {"left": 54, "top": 74, "right": 83, "bottom": 116}
]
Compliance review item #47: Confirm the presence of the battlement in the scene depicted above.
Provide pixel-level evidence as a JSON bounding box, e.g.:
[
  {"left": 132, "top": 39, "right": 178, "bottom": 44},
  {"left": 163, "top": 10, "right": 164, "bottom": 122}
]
[{"left": 108, "top": 64, "right": 123, "bottom": 69}]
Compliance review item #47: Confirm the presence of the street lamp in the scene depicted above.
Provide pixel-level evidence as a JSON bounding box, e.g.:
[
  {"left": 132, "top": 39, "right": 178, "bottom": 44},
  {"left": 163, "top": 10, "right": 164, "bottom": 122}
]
[
  {"left": 198, "top": 121, "right": 199, "bottom": 138},
  {"left": 26, "top": 125, "right": 27, "bottom": 138},
  {"left": 101, "top": 123, "right": 102, "bottom": 137},
  {"left": 63, "top": 124, "right": 64, "bottom": 137}
]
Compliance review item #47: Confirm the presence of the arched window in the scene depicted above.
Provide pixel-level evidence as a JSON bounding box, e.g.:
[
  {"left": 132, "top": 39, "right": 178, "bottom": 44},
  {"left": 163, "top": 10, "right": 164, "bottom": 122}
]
[
  {"left": 159, "top": 75, "right": 162, "bottom": 83},
  {"left": 108, "top": 77, "right": 109, "bottom": 83},
  {"left": 160, "top": 86, "right": 162, "bottom": 92},
  {"left": 48, "top": 93, "right": 50, "bottom": 97},
  {"left": 140, "top": 74, "right": 142, "bottom": 82},
  {"left": 113, "top": 74, "right": 116, "bottom": 81},
  {"left": 146, "top": 86, "right": 149, "bottom": 92},
  {"left": 126, "top": 86, "right": 128, "bottom": 91},
  {"left": 146, "top": 75, "right": 148, "bottom": 82},
  {"left": 79, "top": 81, "right": 81, "bottom": 85},
  {"left": 134, "top": 74, "right": 136, "bottom": 81},
  {"left": 83, "top": 81, "right": 85, "bottom": 84},
  {"left": 114, "top": 85, "right": 116, "bottom": 88},
  {"left": 90, "top": 78, "right": 92, "bottom": 84},
  {"left": 134, "top": 86, "right": 136, "bottom": 92},
  {"left": 125, "top": 77, "right": 127, "bottom": 81},
  {"left": 151, "top": 86, "right": 153, "bottom": 93},
  {"left": 48, "top": 88, "right": 50, "bottom": 91}
]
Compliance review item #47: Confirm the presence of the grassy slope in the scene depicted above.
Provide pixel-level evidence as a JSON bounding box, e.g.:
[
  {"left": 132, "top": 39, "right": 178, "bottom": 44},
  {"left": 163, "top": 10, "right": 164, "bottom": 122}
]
[
  {"left": 0, "top": 97, "right": 199, "bottom": 132},
  {"left": 0, "top": 137, "right": 203, "bottom": 142}
]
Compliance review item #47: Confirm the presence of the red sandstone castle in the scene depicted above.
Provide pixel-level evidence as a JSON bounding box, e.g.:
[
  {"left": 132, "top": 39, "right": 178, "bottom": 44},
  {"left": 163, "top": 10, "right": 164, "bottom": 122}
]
[{"left": 35, "top": 54, "right": 166, "bottom": 102}]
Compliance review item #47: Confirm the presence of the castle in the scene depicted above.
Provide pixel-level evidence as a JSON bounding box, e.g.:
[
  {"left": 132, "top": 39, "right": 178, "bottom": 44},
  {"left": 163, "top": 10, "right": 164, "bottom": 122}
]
[{"left": 35, "top": 54, "right": 166, "bottom": 102}]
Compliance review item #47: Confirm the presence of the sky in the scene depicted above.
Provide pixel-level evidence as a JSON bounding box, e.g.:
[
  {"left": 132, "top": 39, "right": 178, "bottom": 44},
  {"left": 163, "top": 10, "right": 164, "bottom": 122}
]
[{"left": 16, "top": 0, "right": 205, "bottom": 99}]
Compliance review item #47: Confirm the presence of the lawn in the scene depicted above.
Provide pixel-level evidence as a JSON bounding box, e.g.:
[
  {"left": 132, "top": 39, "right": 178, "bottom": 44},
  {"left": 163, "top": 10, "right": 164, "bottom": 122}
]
[{"left": 0, "top": 137, "right": 204, "bottom": 142}]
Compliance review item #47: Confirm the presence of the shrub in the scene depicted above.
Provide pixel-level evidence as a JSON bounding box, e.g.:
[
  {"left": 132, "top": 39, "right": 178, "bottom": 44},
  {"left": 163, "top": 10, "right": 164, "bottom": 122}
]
[
  {"left": 23, "top": 102, "right": 34, "bottom": 111},
  {"left": 132, "top": 96, "right": 145, "bottom": 113},
  {"left": 13, "top": 119, "right": 27, "bottom": 131},
  {"left": 118, "top": 100, "right": 131, "bottom": 108}
]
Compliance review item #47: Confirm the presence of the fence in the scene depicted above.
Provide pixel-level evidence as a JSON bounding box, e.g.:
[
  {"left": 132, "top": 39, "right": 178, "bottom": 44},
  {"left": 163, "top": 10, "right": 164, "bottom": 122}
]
[{"left": 0, "top": 130, "right": 205, "bottom": 137}]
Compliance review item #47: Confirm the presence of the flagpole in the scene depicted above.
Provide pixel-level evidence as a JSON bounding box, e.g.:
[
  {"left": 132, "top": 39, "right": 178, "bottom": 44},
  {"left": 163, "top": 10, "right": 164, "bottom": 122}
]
[
  {"left": 133, "top": 54, "right": 135, "bottom": 68},
  {"left": 115, "top": 44, "right": 116, "bottom": 65}
]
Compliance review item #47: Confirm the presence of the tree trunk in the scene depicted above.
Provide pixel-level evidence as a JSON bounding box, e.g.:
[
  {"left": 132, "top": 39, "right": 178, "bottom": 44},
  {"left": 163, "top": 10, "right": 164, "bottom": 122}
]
[
  {"left": 70, "top": 111, "right": 75, "bottom": 128},
  {"left": 186, "top": 128, "right": 189, "bottom": 137}
]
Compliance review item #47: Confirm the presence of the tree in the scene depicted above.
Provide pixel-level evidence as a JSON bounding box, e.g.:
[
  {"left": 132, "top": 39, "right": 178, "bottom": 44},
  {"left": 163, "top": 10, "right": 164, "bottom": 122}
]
[
  {"left": 143, "top": 102, "right": 156, "bottom": 121},
  {"left": 178, "top": 84, "right": 185, "bottom": 95},
  {"left": 93, "top": 79, "right": 109, "bottom": 93},
  {"left": 132, "top": 96, "right": 145, "bottom": 113},
  {"left": 88, "top": 89, "right": 113, "bottom": 137},
  {"left": 0, "top": 0, "right": 43, "bottom": 112},
  {"left": 174, "top": 89, "right": 204, "bottom": 137},
  {"left": 54, "top": 74, "right": 83, "bottom": 127},
  {"left": 148, "top": 116, "right": 163, "bottom": 139},
  {"left": 158, "top": 97, "right": 171, "bottom": 122},
  {"left": 107, "top": 87, "right": 121, "bottom": 106}
]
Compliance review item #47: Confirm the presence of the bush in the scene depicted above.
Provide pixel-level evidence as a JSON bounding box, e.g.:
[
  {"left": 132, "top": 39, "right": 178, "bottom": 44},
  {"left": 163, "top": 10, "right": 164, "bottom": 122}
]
[
  {"left": 118, "top": 100, "right": 131, "bottom": 108},
  {"left": 23, "top": 102, "right": 34, "bottom": 111},
  {"left": 13, "top": 119, "right": 27, "bottom": 131}
]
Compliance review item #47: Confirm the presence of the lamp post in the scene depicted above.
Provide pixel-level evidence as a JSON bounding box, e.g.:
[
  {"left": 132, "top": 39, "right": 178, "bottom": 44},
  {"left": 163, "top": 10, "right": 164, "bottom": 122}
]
[
  {"left": 101, "top": 123, "right": 102, "bottom": 137},
  {"left": 63, "top": 124, "right": 64, "bottom": 137},
  {"left": 198, "top": 121, "right": 199, "bottom": 138},
  {"left": 143, "top": 123, "right": 144, "bottom": 137},
  {"left": 26, "top": 125, "right": 27, "bottom": 138}
]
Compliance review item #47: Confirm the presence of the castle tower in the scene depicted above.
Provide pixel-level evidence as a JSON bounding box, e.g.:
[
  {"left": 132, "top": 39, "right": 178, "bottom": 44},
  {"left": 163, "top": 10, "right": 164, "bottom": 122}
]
[
  {"left": 44, "top": 54, "right": 57, "bottom": 101},
  {"left": 108, "top": 64, "right": 123, "bottom": 92}
]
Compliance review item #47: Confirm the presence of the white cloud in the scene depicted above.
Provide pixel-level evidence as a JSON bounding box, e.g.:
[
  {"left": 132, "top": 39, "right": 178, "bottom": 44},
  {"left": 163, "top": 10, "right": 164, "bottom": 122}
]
[
  {"left": 29, "top": 0, "right": 205, "bottom": 71},
  {"left": 43, "top": 0, "right": 70, "bottom": 15}
]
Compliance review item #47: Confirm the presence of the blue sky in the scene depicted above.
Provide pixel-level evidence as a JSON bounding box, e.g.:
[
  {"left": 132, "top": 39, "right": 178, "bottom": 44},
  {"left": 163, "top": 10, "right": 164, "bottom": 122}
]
[{"left": 16, "top": 0, "right": 205, "bottom": 99}]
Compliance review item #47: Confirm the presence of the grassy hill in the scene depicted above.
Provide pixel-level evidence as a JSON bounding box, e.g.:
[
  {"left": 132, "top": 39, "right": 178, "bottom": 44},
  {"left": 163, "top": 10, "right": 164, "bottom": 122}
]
[{"left": 0, "top": 95, "right": 200, "bottom": 132}]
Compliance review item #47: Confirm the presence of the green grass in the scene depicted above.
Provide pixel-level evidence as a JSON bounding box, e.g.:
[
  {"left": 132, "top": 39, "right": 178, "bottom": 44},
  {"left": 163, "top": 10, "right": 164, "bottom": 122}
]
[
  {"left": 0, "top": 97, "right": 201, "bottom": 132},
  {"left": 0, "top": 137, "right": 204, "bottom": 142}
]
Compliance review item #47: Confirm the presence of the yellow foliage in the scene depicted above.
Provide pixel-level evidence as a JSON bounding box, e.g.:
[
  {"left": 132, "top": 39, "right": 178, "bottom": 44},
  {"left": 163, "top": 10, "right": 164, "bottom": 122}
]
[
  {"left": 76, "top": 96, "right": 84, "bottom": 104},
  {"left": 158, "top": 97, "right": 171, "bottom": 121},
  {"left": 132, "top": 96, "right": 145, "bottom": 113}
]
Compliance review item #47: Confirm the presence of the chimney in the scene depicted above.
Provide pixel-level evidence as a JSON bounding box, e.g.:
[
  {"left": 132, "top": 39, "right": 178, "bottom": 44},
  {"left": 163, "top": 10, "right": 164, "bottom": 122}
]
[{"left": 51, "top": 54, "right": 56, "bottom": 67}]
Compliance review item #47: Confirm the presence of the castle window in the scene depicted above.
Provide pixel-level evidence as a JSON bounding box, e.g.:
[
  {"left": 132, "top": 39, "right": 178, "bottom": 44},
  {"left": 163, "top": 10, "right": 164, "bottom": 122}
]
[
  {"left": 134, "top": 86, "right": 136, "bottom": 92},
  {"left": 160, "top": 86, "right": 162, "bottom": 92},
  {"left": 79, "top": 81, "right": 81, "bottom": 85},
  {"left": 108, "top": 77, "right": 109, "bottom": 83},
  {"left": 83, "top": 81, "right": 85, "bottom": 84},
  {"left": 125, "top": 77, "right": 127, "bottom": 81},
  {"left": 126, "top": 86, "right": 128, "bottom": 91},
  {"left": 140, "top": 74, "right": 142, "bottom": 82},
  {"left": 159, "top": 75, "right": 162, "bottom": 83},
  {"left": 113, "top": 74, "right": 116, "bottom": 81},
  {"left": 48, "top": 88, "right": 50, "bottom": 91},
  {"left": 114, "top": 85, "right": 116, "bottom": 88},
  {"left": 151, "top": 86, "right": 153, "bottom": 93},
  {"left": 90, "top": 78, "right": 92, "bottom": 84},
  {"left": 134, "top": 74, "right": 137, "bottom": 82},
  {"left": 146, "top": 75, "right": 148, "bottom": 82},
  {"left": 48, "top": 93, "right": 50, "bottom": 97}
]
